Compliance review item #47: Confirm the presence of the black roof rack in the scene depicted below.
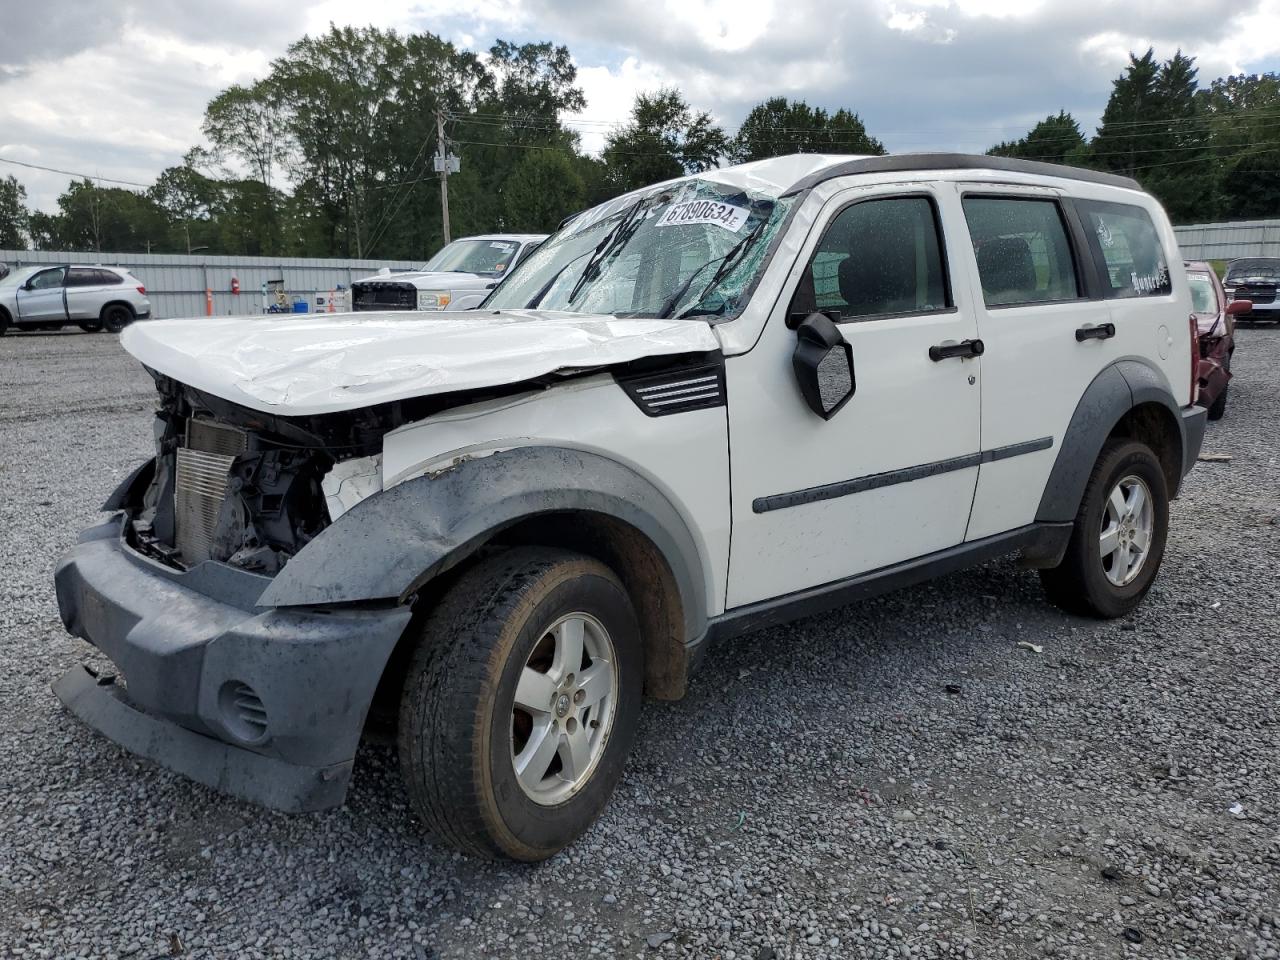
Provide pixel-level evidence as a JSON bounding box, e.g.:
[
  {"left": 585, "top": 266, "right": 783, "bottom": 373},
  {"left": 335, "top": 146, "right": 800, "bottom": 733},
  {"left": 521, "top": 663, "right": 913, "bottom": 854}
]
[{"left": 781, "top": 153, "right": 1142, "bottom": 196}]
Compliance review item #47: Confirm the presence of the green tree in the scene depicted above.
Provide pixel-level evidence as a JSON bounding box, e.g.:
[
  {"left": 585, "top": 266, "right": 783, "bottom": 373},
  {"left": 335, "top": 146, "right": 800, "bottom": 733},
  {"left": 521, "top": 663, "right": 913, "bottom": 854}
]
[
  {"left": 1089, "top": 48, "right": 1162, "bottom": 176},
  {"left": 0, "top": 175, "right": 30, "bottom": 248},
  {"left": 732, "top": 97, "right": 884, "bottom": 162},
  {"left": 502, "top": 148, "right": 586, "bottom": 231},
  {"left": 149, "top": 151, "right": 224, "bottom": 253},
  {"left": 1198, "top": 73, "right": 1280, "bottom": 219},
  {"left": 603, "top": 89, "right": 729, "bottom": 193},
  {"left": 987, "top": 111, "right": 1087, "bottom": 164},
  {"left": 44, "top": 180, "right": 170, "bottom": 253}
]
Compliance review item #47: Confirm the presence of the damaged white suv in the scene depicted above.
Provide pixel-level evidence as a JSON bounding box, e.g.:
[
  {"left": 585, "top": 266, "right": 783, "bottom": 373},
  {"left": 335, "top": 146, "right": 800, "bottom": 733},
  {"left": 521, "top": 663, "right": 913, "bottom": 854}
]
[{"left": 55, "top": 154, "right": 1205, "bottom": 861}]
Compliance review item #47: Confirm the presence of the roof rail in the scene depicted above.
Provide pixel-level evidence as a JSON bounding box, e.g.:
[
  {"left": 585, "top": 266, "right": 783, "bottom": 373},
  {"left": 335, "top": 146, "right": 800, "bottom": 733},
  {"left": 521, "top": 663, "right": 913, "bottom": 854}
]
[{"left": 781, "top": 153, "right": 1142, "bottom": 196}]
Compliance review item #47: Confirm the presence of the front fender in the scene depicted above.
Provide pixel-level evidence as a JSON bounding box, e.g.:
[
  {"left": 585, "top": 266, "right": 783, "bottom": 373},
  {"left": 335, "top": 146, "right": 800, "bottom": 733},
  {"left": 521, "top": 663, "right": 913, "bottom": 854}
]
[{"left": 258, "top": 446, "right": 710, "bottom": 643}]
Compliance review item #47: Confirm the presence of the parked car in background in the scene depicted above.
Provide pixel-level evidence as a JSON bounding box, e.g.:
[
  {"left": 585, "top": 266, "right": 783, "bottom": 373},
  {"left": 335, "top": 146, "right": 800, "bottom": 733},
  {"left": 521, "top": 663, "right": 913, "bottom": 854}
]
[
  {"left": 1187, "top": 260, "right": 1249, "bottom": 420},
  {"left": 1222, "top": 257, "right": 1280, "bottom": 323},
  {"left": 54, "top": 153, "right": 1205, "bottom": 862},
  {"left": 351, "top": 233, "right": 547, "bottom": 312},
  {"left": 0, "top": 265, "right": 150, "bottom": 334}
]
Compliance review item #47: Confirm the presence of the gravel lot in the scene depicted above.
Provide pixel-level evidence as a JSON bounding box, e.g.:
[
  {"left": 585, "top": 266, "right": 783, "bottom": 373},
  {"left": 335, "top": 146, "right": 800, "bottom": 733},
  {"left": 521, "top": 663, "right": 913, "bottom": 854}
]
[{"left": 1, "top": 326, "right": 1278, "bottom": 960}]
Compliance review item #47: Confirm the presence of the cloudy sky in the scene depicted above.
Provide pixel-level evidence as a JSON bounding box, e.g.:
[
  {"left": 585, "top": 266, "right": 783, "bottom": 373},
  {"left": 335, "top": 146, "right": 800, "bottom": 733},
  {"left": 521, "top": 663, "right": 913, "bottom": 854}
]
[{"left": 3, "top": 0, "right": 1280, "bottom": 211}]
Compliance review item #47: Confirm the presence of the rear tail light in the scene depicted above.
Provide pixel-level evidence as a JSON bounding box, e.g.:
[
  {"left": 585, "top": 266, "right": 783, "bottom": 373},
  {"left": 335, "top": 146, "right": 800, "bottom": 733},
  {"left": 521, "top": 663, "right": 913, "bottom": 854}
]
[
  {"left": 1188, "top": 313, "right": 1199, "bottom": 404},
  {"left": 136, "top": 285, "right": 146, "bottom": 295}
]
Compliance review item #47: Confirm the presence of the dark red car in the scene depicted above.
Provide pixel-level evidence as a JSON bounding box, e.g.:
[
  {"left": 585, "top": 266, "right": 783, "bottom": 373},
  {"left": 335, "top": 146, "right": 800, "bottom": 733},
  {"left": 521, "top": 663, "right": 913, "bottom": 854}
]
[{"left": 1187, "top": 260, "right": 1250, "bottom": 420}]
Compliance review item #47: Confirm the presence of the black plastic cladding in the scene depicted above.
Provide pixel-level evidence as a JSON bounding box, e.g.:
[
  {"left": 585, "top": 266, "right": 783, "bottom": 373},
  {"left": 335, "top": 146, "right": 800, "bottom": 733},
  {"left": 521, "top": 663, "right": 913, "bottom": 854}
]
[{"left": 613, "top": 354, "right": 727, "bottom": 417}]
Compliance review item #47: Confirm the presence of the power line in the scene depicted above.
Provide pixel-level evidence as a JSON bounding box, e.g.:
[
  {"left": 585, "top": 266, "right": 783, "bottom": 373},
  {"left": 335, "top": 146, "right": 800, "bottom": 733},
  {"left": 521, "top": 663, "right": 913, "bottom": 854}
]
[{"left": 0, "top": 155, "right": 151, "bottom": 188}]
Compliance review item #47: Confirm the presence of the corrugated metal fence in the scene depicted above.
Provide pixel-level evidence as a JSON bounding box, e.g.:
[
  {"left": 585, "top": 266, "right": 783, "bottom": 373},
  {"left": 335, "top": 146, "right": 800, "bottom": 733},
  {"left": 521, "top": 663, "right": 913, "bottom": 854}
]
[
  {"left": 1173, "top": 219, "right": 1280, "bottom": 262},
  {"left": 0, "top": 250, "right": 419, "bottom": 319}
]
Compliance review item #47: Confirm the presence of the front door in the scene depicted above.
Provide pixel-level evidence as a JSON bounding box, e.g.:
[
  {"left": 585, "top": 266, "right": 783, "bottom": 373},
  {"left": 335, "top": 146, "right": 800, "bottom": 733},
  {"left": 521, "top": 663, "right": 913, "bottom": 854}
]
[
  {"left": 724, "top": 186, "right": 983, "bottom": 609},
  {"left": 16, "top": 267, "right": 68, "bottom": 322}
]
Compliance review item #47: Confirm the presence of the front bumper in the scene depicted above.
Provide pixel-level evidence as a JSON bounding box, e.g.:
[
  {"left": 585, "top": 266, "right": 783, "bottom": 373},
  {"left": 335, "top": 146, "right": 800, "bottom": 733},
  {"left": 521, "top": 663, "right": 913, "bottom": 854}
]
[{"left": 53, "top": 515, "right": 412, "bottom": 812}]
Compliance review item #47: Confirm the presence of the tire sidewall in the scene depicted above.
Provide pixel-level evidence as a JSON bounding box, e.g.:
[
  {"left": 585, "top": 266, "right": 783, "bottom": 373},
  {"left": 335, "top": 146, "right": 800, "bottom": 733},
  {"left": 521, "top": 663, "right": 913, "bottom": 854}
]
[
  {"left": 1078, "top": 443, "right": 1169, "bottom": 615},
  {"left": 481, "top": 563, "right": 643, "bottom": 859},
  {"left": 103, "top": 305, "right": 133, "bottom": 333}
]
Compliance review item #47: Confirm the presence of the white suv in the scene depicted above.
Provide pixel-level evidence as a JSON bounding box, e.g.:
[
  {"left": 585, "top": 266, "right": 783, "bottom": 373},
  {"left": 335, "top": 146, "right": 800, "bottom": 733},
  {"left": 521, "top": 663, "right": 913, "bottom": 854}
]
[
  {"left": 0, "top": 264, "right": 151, "bottom": 334},
  {"left": 350, "top": 233, "right": 546, "bottom": 312},
  {"left": 53, "top": 154, "right": 1204, "bottom": 861}
]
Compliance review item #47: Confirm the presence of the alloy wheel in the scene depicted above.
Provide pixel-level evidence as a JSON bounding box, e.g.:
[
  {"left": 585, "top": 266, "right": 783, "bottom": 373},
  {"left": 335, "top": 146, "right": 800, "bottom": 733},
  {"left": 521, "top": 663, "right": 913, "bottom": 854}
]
[
  {"left": 1099, "top": 474, "right": 1154, "bottom": 587},
  {"left": 510, "top": 613, "right": 618, "bottom": 806}
]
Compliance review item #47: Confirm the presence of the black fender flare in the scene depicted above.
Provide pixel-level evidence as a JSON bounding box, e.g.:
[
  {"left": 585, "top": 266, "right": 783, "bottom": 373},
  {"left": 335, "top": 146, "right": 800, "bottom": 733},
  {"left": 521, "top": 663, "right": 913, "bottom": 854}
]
[
  {"left": 1036, "top": 359, "right": 1186, "bottom": 524},
  {"left": 259, "top": 446, "right": 711, "bottom": 644}
]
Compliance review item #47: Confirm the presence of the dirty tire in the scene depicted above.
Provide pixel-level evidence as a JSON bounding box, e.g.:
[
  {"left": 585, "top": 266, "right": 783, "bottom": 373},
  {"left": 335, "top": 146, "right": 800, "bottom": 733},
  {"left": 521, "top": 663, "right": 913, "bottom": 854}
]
[
  {"left": 398, "top": 547, "right": 643, "bottom": 861},
  {"left": 1207, "top": 384, "right": 1229, "bottom": 421},
  {"left": 1041, "top": 439, "right": 1169, "bottom": 619},
  {"left": 101, "top": 304, "right": 133, "bottom": 333}
]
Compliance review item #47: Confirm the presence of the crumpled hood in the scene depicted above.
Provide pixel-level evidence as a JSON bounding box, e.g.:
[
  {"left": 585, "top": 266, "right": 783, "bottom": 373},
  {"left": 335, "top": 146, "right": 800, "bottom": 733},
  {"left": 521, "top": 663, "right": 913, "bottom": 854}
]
[
  {"left": 120, "top": 310, "right": 720, "bottom": 416},
  {"left": 353, "top": 270, "right": 488, "bottom": 290}
]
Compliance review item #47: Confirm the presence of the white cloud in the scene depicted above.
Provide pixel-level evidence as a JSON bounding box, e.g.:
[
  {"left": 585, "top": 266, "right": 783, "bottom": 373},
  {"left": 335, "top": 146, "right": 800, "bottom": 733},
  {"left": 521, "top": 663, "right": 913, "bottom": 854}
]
[{"left": 4, "top": 0, "right": 1280, "bottom": 214}]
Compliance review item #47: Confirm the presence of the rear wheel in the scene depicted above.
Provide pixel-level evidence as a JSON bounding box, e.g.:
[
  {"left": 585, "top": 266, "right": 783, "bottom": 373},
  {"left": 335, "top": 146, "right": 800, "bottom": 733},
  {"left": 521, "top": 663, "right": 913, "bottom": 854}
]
[
  {"left": 101, "top": 304, "right": 133, "bottom": 333},
  {"left": 1041, "top": 440, "right": 1169, "bottom": 619},
  {"left": 0, "top": 310, "right": 8, "bottom": 336},
  {"left": 398, "top": 547, "right": 643, "bottom": 861}
]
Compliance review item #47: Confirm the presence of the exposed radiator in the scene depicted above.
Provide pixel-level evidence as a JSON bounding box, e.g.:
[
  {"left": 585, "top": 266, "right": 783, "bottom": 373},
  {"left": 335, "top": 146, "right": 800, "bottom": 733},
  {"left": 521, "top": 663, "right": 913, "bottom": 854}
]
[{"left": 174, "top": 419, "right": 247, "bottom": 564}]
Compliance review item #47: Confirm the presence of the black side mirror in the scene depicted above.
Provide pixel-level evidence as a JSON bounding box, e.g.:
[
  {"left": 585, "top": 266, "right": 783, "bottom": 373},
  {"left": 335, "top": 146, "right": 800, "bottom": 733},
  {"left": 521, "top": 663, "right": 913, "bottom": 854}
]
[{"left": 792, "top": 313, "right": 855, "bottom": 419}]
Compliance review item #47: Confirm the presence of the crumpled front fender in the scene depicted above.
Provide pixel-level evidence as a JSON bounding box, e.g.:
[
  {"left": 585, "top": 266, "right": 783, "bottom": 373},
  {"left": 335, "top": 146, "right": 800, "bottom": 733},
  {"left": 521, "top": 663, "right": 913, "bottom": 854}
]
[{"left": 259, "top": 446, "right": 710, "bottom": 646}]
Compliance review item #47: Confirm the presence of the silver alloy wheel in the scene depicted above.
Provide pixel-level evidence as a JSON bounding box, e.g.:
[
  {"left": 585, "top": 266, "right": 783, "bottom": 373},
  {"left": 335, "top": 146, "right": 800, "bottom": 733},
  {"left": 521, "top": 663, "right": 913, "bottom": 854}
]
[
  {"left": 1099, "top": 474, "right": 1154, "bottom": 587},
  {"left": 510, "top": 613, "right": 618, "bottom": 806}
]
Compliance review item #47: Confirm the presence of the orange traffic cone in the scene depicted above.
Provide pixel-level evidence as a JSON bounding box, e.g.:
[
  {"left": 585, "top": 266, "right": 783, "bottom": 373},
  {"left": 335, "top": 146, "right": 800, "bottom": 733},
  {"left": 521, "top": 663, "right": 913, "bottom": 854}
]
[
  {"left": 327, "top": 289, "right": 336, "bottom": 313},
  {"left": 205, "top": 287, "right": 213, "bottom": 316}
]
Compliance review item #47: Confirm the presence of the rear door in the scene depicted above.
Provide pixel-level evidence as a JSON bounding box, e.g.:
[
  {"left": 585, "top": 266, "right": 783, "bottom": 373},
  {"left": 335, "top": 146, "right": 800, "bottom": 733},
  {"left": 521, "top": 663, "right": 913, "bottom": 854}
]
[
  {"left": 956, "top": 187, "right": 1175, "bottom": 540},
  {"left": 65, "top": 268, "right": 113, "bottom": 320},
  {"left": 15, "top": 267, "right": 68, "bottom": 322}
]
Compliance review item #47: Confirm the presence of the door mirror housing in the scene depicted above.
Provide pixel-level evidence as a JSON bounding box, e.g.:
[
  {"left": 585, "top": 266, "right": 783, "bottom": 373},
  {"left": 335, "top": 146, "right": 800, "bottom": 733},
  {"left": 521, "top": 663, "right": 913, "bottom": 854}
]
[
  {"left": 792, "top": 312, "right": 856, "bottom": 419},
  {"left": 1226, "top": 298, "right": 1252, "bottom": 316}
]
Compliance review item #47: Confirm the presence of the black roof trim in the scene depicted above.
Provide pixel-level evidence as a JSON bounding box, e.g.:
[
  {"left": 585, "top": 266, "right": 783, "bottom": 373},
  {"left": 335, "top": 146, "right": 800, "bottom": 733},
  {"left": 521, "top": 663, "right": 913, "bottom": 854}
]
[{"left": 781, "top": 153, "right": 1142, "bottom": 196}]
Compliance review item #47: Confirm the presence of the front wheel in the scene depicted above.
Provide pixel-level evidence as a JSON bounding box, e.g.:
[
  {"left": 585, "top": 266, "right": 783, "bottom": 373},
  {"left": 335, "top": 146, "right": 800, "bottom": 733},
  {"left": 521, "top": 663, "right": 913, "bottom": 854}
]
[
  {"left": 398, "top": 547, "right": 643, "bottom": 861},
  {"left": 1041, "top": 439, "right": 1170, "bottom": 619}
]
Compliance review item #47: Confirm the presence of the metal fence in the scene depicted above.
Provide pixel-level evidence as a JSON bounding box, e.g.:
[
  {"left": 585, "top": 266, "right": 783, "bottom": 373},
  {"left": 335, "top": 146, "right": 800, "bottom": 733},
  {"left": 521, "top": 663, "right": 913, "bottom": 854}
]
[
  {"left": 0, "top": 250, "right": 420, "bottom": 319},
  {"left": 1173, "top": 219, "right": 1280, "bottom": 263}
]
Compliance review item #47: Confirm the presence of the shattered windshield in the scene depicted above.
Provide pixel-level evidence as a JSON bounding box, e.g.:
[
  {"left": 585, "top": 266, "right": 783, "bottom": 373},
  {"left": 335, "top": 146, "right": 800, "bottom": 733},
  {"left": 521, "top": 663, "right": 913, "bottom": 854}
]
[
  {"left": 485, "top": 179, "right": 794, "bottom": 320},
  {"left": 423, "top": 239, "right": 521, "bottom": 277}
]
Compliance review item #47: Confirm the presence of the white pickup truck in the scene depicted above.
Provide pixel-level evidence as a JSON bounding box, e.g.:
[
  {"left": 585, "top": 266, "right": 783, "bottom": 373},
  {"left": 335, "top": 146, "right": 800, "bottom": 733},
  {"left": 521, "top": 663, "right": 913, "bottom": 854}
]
[{"left": 350, "top": 234, "right": 546, "bottom": 312}]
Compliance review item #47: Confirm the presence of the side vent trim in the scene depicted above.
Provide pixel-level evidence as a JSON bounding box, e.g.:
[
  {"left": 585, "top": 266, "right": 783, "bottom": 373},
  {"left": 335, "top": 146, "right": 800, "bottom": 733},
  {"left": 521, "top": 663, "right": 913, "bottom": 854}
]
[{"left": 615, "top": 362, "right": 726, "bottom": 417}]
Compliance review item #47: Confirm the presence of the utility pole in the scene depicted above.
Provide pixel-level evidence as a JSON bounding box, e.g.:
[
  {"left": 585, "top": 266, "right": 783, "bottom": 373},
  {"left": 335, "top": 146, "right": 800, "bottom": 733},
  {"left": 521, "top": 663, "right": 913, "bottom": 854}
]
[{"left": 433, "top": 108, "right": 459, "bottom": 245}]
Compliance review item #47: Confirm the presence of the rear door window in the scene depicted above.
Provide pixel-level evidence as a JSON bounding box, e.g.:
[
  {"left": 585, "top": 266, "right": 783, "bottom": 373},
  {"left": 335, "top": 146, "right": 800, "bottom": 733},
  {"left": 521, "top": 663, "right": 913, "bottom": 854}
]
[
  {"left": 962, "top": 197, "right": 1079, "bottom": 306},
  {"left": 1078, "top": 201, "right": 1172, "bottom": 298},
  {"left": 66, "top": 268, "right": 99, "bottom": 287}
]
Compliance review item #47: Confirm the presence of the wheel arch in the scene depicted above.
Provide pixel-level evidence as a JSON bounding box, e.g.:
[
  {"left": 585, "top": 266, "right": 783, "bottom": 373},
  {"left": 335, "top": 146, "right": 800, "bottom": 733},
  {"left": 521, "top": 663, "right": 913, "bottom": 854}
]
[
  {"left": 260, "top": 446, "right": 712, "bottom": 700},
  {"left": 1037, "top": 360, "right": 1187, "bottom": 525}
]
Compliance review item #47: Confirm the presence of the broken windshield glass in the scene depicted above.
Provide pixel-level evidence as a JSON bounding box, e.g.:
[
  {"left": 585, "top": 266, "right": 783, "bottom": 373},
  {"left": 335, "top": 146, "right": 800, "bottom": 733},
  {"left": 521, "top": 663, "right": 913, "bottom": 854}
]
[{"left": 486, "top": 179, "right": 794, "bottom": 321}]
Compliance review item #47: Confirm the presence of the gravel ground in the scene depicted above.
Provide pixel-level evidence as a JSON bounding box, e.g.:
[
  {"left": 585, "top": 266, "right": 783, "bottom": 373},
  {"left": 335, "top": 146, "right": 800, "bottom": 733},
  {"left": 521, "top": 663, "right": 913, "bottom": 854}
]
[{"left": 1, "top": 326, "right": 1278, "bottom": 960}]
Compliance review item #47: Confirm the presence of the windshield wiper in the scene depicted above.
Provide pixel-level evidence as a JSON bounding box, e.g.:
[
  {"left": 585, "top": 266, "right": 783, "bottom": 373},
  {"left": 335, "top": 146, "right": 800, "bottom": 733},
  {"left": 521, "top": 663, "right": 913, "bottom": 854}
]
[
  {"left": 566, "top": 194, "right": 649, "bottom": 306},
  {"left": 523, "top": 249, "right": 594, "bottom": 309},
  {"left": 657, "top": 217, "right": 768, "bottom": 320}
]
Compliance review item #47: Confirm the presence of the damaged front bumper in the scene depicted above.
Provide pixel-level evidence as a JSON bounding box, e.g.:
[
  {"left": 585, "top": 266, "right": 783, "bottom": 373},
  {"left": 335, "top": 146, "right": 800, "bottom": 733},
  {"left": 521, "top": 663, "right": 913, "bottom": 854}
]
[{"left": 53, "top": 514, "right": 411, "bottom": 812}]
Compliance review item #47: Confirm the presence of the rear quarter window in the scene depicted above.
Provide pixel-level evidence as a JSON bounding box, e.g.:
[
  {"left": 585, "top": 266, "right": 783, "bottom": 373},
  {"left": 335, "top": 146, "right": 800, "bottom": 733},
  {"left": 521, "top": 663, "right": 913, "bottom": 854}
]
[{"left": 1078, "top": 201, "right": 1171, "bottom": 299}]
